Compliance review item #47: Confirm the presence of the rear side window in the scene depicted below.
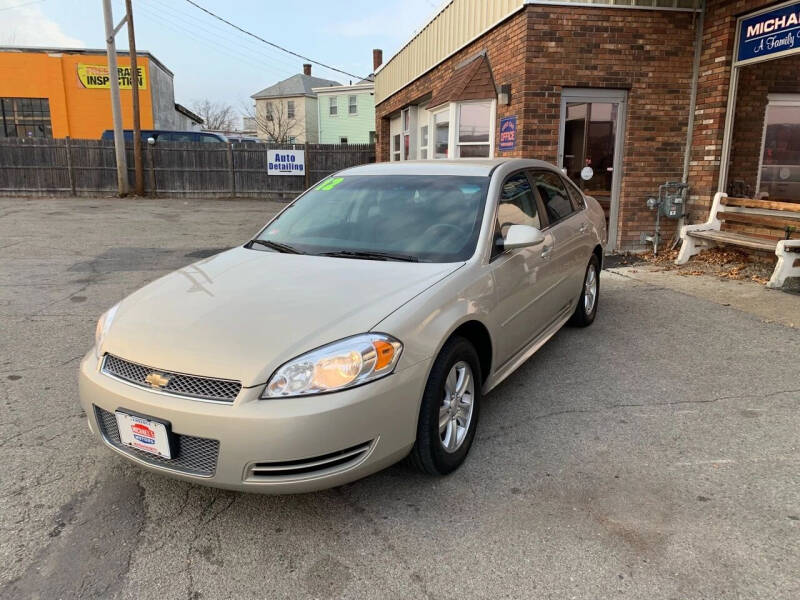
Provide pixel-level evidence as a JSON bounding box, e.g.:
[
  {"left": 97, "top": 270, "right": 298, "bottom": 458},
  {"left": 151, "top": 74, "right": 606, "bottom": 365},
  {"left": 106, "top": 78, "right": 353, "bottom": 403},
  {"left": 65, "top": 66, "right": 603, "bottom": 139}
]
[
  {"left": 531, "top": 171, "right": 575, "bottom": 223},
  {"left": 563, "top": 177, "right": 586, "bottom": 210},
  {"left": 496, "top": 172, "right": 541, "bottom": 238}
]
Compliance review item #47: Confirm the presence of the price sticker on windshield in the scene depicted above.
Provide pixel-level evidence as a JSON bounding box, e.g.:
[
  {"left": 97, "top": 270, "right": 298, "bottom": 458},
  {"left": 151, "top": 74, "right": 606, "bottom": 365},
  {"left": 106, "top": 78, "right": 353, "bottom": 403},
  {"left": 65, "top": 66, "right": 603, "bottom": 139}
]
[{"left": 316, "top": 177, "right": 344, "bottom": 191}]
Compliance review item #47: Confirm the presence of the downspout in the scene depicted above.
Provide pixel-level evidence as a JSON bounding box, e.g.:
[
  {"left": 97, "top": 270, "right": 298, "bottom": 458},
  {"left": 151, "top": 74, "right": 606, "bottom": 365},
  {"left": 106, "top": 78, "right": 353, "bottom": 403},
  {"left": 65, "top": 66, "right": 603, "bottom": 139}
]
[
  {"left": 682, "top": 0, "right": 704, "bottom": 185},
  {"left": 674, "top": 0, "right": 704, "bottom": 247}
]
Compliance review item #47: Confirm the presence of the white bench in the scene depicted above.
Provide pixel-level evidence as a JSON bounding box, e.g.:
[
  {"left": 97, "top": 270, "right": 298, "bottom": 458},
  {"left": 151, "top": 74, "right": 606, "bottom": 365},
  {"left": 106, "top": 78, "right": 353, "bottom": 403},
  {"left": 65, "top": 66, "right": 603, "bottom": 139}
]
[{"left": 676, "top": 192, "right": 800, "bottom": 288}]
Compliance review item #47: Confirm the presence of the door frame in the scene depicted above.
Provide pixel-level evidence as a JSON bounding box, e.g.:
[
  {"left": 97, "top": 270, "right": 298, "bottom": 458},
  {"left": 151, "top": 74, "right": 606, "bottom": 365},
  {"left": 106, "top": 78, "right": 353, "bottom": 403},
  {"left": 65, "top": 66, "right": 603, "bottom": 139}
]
[{"left": 557, "top": 88, "right": 628, "bottom": 252}]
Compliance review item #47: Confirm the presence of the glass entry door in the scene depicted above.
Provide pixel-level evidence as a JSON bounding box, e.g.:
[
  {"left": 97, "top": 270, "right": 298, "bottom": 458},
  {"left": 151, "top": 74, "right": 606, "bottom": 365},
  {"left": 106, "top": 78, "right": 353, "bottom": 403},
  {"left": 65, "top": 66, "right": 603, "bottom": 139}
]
[{"left": 558, "top": 89, "right": 627, "bottom": 251}]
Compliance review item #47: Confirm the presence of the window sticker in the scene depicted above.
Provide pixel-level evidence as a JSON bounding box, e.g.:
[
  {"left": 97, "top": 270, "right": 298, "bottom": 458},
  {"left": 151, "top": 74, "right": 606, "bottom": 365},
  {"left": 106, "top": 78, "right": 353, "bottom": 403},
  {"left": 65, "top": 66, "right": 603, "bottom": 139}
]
[{"left": 316, "top": 177, "right": 344, "bottom": 191}]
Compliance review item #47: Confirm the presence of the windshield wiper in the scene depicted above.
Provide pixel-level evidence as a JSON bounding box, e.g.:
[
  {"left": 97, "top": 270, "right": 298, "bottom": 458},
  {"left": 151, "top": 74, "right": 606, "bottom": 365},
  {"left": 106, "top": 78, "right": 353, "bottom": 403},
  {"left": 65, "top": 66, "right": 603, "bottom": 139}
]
[
  {"left": 321, "top": 250, "right": 419, "bottom": 262},
  {"left": 247, "top": 239, "right": 304, "bottom": 254}
]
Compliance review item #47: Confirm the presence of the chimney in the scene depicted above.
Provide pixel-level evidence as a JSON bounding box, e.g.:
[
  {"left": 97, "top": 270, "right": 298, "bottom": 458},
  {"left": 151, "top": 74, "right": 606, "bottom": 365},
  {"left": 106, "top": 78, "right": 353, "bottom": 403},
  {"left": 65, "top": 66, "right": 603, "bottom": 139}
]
[
  {"left": 303, "top": 63, "right": 311, "bottom": 76},
  {"left": 372, "top": 49, "right": 383, "bottom": 71}
]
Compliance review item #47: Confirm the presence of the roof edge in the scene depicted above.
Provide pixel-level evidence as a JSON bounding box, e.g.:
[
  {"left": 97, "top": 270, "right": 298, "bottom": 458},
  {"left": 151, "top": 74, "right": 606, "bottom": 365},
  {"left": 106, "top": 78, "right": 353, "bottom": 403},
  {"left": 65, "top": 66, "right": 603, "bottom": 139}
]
[{"left": 0, "top": 45, "right": 174, "bottom": 77}]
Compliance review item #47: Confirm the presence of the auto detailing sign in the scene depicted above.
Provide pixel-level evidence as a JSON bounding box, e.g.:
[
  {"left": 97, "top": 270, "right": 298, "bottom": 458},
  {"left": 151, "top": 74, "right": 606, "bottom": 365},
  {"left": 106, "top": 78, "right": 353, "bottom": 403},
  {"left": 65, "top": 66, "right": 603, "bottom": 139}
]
[
  {"left": 76, "top": 64, "right": 147, "bottom": 89},
  {"left": 737, "top": 1, "right": 800, "bottom": 65},
  {"left": 267, "top": 149, "right": 305, "bottom": 176},
  {"left": 498, "top": 116, "right": 517, "bottom": 152}
]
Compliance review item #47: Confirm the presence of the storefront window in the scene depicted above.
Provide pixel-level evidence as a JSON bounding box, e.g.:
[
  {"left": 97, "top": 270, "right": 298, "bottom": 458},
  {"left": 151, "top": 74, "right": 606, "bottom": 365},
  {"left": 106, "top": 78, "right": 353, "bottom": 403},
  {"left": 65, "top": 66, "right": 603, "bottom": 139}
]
[
  {"left": 759, "top": 98, "right": 800, "bottom": 202},
  {"left": 457, "top": 101, "right": 491, "bottom": 158},
  {"left": 0, "top": 98, "right": 52, "bottom": 138},
  {"left": 434, "top": 110, "right": 449, "bottom": 159}
]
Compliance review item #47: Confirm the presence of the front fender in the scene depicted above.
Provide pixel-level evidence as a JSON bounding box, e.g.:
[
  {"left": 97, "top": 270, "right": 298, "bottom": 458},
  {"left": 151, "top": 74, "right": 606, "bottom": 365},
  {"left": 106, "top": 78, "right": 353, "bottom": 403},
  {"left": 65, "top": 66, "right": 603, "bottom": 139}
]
[{"left": 371, "top": 263, "right": 497, "bottom": 384}]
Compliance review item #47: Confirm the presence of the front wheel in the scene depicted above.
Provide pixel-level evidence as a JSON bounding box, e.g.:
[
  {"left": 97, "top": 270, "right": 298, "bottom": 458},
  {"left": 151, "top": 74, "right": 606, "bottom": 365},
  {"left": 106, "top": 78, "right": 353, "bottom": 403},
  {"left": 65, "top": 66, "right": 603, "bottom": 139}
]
[
  {"left": 407, "top": 337, "right": 481, "bottom": 475},
  {"left": 569, "top": 255, "right": 600, "bottom": 327}
]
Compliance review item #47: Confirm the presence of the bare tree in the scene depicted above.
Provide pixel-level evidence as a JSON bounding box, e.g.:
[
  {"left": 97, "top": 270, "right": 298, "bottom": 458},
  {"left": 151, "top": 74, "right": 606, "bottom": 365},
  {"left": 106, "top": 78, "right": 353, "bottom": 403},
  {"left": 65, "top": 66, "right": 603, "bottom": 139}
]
[
  {"left": 244, "top": 99, "right": 305, "bottom": 142},
  {"left": 192, "top": 99, "right": 236, "bottom": 131}
]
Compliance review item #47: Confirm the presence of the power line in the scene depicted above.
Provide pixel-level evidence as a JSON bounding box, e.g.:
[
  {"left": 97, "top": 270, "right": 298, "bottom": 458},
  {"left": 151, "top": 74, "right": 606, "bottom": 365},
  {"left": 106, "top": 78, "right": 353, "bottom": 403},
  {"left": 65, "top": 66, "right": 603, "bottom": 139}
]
[
  {"left": 142, "top": 0, "right": 308, "bottom": 76},
  {"left": 135, "top": 3, "right": 298, "bottom": 81},
  {"left": 0, "top": 0, "right": 45, "bottom": 11},
  {"left": 182, "top": 0, "right": 370, "bottom": 82}
]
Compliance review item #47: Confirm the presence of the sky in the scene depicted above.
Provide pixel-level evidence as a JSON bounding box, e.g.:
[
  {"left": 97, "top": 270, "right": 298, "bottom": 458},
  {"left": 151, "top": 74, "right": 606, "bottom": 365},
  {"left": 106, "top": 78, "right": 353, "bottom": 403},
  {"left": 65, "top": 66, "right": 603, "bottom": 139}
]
[{"left": 0, "top": 0, "right": 440, "bottom": 120}]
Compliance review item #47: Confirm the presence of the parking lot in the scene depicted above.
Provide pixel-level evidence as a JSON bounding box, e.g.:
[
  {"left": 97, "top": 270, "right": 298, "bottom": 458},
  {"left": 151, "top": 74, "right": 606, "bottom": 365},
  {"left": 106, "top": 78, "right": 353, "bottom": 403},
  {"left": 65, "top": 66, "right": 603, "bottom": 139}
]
[{"left": 1, "top": 197, "right": 799, "bottom": 600}]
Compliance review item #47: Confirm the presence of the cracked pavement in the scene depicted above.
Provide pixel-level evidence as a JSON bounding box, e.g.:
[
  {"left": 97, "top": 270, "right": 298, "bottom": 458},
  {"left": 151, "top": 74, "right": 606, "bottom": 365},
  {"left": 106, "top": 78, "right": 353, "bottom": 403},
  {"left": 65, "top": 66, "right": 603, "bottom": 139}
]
[{"left": 1, "top": 197, "right": 799, "bottom": 599}]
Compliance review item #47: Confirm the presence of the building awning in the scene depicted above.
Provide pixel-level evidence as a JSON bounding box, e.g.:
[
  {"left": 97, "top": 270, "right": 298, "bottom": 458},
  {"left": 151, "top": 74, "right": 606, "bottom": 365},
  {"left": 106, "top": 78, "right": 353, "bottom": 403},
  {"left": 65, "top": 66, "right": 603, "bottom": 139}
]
[{"left": 428, "top": 52, "right": 496, "bottom": 110}]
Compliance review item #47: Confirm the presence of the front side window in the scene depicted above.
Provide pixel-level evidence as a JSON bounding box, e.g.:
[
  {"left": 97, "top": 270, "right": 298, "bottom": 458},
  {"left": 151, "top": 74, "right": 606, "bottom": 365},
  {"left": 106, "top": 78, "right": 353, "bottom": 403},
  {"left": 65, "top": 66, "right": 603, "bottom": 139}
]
[
  {"left": 0, "top": 97, "right": 52, "bottom": 138},
  {"left": 349, "top": 95, "right": 358, "bottom": 115},
  {"left": 252, "top": 175, "right": 490, "bottom": 262},
  {"left": 329, "top": 97, "right": 337, "bottom": 116},
  {"left": 434, "top": 110, "right": 449, "bottom": 159},
  {"left": 531, "top": 171, "right": 575, "bottom": 223},
  {"left": 287, "top": 100, "right": 295, "bottom": 119},
  {"left": 496, "top": 172, "right": 541, "bottom": 238}
]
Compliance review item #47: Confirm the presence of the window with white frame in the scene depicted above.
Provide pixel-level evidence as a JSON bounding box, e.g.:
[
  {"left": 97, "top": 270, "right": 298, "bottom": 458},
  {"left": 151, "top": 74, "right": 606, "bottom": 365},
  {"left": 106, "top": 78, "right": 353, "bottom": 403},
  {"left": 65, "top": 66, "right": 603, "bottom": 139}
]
[
  {"left": 340, "top": 136, "right": 348, "bottom": 144},
  {"left": 287, "top": 100, "right": 295, "bottom": 119},
  {"left": 348, "top": 95, "right": 357, "bottom": 115},
  {"left": 402, "top": 108, "right": 411, "bottom": 160},
  {"left": 390, "top": 114, "right": 401, "bottom": 161},
  {"left": 457, "top": 101, "right": 492, "bottom": 158},
  {"left": 418, "top": 104, "right": 430, "bottom": 159},
  {"left": 329, "top": 96, "right": 337, "bottom": 116},
  {"left": 433, "top": 109, "right": 450, "bottom": 159},
  {"left": 758, "top": 94, "right": 800, "bottom": 202}
]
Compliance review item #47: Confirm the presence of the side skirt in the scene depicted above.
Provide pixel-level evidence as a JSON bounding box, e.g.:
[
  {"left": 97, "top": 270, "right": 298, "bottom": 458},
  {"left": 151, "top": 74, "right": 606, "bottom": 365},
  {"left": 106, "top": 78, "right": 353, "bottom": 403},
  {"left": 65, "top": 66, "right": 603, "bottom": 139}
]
[{"left": 483, "top": 305, "right": 572, "bottom": 394}]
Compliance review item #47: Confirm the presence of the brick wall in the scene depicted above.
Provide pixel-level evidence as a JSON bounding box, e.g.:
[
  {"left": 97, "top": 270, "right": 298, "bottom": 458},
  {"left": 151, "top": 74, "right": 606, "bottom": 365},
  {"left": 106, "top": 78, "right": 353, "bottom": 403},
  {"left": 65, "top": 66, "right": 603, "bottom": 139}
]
[
  {"left": 727, "top": 55, "right": 800, "bottom": 196},
  {"left": 375, "top": 5, "right": 696, "bottom": 250}
]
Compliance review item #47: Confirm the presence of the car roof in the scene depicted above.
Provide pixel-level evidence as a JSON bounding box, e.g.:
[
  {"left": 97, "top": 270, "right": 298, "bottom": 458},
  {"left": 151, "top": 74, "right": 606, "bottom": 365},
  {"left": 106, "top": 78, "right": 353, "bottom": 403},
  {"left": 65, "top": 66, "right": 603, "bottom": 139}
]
[{"left": 337, "top": 159, "right": 561, "bottom": 178}]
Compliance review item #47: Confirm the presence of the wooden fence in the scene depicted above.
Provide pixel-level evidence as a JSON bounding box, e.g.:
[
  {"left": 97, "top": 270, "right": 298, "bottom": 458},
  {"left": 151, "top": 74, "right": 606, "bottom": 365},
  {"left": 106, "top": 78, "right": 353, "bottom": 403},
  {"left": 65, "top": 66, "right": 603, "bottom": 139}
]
[{"left": 0, "top": 138, "right": 375, "bottom": 199}]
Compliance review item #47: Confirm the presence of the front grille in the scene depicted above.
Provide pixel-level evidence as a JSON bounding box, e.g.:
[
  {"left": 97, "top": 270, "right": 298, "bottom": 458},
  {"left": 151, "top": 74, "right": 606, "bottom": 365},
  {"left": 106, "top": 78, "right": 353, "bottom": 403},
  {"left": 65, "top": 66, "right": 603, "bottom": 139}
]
[
  {"left": 244, "top": 440, "right": 373, "bottom": 481},
  {"left": 94, "top": 406, "right": 219, "bottom": 477},
  {"left": 102, "top": 354, "right": 241, "bottom": 403}
]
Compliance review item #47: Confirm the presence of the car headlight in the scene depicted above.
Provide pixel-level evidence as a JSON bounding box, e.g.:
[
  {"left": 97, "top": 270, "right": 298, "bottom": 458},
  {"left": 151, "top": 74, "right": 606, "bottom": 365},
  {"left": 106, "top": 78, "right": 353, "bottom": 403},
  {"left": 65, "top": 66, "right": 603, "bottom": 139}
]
[
  {"left": 94, "top": 303, "right": 120, "bottom": 358},
  {"left": 262, "top": 333, "right": 403, "bottom": 398}
]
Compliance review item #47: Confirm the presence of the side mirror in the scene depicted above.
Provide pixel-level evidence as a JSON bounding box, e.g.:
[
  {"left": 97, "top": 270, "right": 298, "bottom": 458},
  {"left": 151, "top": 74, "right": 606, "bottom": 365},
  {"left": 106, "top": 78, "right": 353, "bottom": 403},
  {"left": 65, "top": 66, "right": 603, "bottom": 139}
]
[
  {"left": 147, "top": 137, "right": 156, "bottom": 145},
  {"left": 499, "top": 225, "right": 546, "bottom": 250}
]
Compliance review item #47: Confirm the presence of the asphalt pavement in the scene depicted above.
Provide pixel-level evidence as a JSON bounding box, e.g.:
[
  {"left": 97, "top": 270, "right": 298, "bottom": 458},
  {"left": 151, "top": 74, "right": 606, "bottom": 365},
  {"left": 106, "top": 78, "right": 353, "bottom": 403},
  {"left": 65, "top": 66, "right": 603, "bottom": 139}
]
[{"left": 1, "top": 197, "right": 798, "bottom": 599}]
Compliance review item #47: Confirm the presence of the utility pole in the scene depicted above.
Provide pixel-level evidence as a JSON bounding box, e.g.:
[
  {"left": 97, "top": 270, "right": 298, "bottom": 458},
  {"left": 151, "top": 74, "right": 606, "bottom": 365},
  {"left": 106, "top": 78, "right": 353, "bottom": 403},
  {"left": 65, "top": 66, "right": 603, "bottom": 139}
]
[
  {"left": 102, "top": 0, "right": 129, "bottom": 196},
  {"left": 125, "top": 0, "right": 144, "bottom": 195}
]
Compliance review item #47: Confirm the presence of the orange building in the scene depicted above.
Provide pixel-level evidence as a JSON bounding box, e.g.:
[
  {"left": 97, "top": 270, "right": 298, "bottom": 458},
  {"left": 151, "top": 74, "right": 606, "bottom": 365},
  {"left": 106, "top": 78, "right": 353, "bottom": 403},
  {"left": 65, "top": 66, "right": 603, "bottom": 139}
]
[{"left": 0, "top": 47, "right": 198, "bottom": 139}]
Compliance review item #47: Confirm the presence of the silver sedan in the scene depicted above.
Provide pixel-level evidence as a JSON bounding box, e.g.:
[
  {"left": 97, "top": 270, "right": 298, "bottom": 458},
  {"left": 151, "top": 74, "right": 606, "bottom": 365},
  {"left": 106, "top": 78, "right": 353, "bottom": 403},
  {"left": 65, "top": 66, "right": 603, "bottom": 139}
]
[{"left": 79, "top": 158, "right": 607, "bottom": 493}]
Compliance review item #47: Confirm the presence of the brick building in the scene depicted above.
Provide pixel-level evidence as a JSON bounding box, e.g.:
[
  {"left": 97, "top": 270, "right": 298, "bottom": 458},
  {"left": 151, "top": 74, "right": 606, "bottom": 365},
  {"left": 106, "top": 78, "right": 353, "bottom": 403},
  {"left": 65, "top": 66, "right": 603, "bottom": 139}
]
[{"left": 374, "top": 0, "right": 800, "bottom": 252}]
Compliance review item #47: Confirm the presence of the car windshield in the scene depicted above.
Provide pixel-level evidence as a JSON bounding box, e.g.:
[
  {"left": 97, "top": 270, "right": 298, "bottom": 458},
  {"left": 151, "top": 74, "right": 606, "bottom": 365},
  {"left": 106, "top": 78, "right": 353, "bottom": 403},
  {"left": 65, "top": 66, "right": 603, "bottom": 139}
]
[{"left": 251, "top": 174, "right": 490, "bottom": 262}]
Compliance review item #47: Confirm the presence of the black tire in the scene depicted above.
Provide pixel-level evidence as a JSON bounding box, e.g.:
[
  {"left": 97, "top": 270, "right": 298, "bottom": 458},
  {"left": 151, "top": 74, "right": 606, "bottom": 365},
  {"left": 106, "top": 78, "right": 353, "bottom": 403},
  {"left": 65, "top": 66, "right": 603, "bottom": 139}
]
[
  {"left": 569, "top": 254, "right": 600, "bottom": 327},
  {"left": 407, "top": 336, "right": 482, "bottom": 475}
]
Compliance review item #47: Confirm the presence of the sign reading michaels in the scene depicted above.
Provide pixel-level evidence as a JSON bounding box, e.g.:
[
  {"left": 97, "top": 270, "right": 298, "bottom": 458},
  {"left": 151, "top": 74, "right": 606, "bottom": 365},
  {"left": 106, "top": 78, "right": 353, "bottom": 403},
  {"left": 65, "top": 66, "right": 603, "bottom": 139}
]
[
  {"left": 267, "top": 149, "right": 305, "bottom": 176},
  {"left": 738, "top": 1, "right": 800, "bottom": 64}
]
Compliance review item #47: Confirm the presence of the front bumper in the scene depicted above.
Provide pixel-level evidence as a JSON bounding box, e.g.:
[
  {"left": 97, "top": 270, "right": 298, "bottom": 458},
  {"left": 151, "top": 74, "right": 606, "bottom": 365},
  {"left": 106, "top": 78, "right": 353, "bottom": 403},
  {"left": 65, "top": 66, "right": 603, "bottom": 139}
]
[{"left": 78, "top": 351, "right": 430, "bottom": 493}]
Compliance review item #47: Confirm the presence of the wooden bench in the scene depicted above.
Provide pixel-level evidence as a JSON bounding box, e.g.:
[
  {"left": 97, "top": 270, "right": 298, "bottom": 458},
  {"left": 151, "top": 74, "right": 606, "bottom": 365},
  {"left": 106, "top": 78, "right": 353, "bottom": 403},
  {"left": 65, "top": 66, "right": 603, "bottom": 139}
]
[{"left": 676, "top": 192, "right": 800, "bottom": 288}]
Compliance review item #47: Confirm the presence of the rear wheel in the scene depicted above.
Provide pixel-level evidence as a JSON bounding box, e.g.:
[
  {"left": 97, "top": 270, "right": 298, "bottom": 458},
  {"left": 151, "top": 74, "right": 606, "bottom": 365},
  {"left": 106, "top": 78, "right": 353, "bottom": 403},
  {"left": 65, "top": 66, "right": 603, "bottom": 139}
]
[
  {"left": 408, "top": 337, "right": 481, "bottom": 475},
  {"left": 569, "top": 255, "right": 599, "bottom": 327}
]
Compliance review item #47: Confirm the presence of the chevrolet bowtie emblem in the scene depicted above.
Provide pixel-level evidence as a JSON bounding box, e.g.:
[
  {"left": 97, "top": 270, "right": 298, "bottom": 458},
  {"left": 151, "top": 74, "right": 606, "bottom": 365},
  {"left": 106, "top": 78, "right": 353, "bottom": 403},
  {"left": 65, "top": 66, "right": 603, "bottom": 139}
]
[{"left": 145, "top": 372, "right": 171, "bottom": 389}]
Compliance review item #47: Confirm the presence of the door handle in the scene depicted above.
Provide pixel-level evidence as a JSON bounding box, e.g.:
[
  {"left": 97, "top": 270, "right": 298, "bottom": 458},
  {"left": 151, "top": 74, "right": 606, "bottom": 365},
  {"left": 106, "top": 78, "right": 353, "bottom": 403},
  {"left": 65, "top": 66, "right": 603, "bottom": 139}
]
[
  {"left": 579, "top": 222, "right": 589, "bottom": 234},
  {"left": 540, "top": 245, "right": 553, "bottom": 259}
]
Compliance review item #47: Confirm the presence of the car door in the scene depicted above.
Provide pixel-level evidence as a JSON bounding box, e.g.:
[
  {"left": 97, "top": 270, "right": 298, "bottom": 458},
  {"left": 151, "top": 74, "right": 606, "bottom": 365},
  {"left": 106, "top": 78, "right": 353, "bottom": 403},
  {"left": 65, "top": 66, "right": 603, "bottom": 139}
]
[
  {"left": 530, "top": 169, "right": 586, "bottom": 309},
  {"left": 489, "top": 171, "right": 560, "bottom": 365}
]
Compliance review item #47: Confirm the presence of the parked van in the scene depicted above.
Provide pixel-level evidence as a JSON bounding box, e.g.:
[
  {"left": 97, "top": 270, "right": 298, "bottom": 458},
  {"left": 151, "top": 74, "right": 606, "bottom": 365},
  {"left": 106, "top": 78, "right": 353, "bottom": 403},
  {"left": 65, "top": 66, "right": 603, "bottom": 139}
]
[{"left": 100, "top": 130, "right": 228, "bottom": 143}]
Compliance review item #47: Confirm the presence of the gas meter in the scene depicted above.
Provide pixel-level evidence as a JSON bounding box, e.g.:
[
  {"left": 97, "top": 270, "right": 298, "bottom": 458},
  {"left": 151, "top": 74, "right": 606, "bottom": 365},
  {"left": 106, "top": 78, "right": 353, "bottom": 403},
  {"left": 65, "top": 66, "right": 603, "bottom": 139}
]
[
  {"left": 643, "top": 182, "right": 689, "bottom": 255},
  {"left": 647, "top": 182, "right": 688, "bottom": 219}
]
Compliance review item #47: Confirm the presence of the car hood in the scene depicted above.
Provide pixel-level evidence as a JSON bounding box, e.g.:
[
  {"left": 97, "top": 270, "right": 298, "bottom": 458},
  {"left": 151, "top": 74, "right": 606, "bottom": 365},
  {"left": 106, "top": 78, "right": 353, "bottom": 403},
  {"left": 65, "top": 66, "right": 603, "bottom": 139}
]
[{"left": 102, "top": 247, "right": 461, "bottom": 387}]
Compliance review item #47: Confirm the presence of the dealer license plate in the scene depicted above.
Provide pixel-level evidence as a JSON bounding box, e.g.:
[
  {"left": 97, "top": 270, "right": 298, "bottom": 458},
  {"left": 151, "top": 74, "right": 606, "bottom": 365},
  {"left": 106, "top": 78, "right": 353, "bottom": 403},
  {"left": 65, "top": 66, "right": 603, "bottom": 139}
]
[{"left": 115, "top": 411, "right": 172, "bottom": 459}]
